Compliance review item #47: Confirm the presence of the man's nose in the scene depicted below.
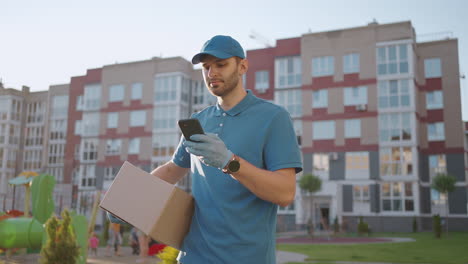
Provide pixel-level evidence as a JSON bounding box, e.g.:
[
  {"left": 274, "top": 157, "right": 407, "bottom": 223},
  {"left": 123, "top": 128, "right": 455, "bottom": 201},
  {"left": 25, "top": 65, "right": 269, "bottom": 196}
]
[{"left": 207, "top": 66, "right": 218, "bottom": 78}]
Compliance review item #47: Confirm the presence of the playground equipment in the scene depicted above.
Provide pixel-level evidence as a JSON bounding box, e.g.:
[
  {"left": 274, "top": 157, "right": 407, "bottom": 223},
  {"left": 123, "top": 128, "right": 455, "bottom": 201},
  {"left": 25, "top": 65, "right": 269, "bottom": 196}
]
[{"left": 0, "top": 173, "right": 88, "bottom": 263}]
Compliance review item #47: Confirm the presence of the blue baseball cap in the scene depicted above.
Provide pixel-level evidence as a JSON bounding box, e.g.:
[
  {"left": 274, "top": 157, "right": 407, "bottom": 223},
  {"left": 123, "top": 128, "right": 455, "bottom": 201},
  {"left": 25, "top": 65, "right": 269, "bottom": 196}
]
[{"left": 192, "top": 35, "right": 246, "bottom": 64}]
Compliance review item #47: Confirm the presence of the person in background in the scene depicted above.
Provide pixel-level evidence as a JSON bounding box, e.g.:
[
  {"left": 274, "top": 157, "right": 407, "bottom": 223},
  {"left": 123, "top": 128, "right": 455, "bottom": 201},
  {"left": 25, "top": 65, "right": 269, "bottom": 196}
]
[{"left": 88, "top": 232, "right": 99, "bottom": 256}]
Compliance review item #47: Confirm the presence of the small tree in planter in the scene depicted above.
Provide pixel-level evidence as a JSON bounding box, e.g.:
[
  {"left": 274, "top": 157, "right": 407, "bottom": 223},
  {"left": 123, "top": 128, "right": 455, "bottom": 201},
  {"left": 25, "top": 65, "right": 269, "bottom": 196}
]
[
  {"left": 299, "top": 173, "right": 322, "bottom": 237},
  {"left": 40, "top": 209, "right": 80, "bottom": 264},
  {"left": 357, "top": 216, "right": 369, "bottom": 236},
  {"left": 431, "top": 173, "right": 456, "bottom": 236},
  {"left": 433, "top": 214, "right": 442, "bottom": 239}
]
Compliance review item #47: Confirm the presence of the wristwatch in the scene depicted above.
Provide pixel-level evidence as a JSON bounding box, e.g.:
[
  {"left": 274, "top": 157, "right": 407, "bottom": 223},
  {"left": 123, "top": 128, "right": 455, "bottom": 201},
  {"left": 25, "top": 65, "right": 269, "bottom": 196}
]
[{"left": 222, "top": 154, "right": 240, "bottom": 174}]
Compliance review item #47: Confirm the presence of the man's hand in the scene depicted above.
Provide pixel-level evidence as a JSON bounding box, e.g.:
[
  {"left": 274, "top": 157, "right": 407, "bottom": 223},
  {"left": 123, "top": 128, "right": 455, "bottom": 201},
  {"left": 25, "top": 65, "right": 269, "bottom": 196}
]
[{"left": 183, "top": 133, "right": 232, "bottom": 169}]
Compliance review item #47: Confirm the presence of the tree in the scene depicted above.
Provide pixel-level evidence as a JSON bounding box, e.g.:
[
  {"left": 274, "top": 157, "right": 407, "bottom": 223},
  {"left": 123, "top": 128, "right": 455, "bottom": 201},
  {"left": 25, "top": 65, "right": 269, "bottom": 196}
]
[
  {"left": 431, "top": 173, "right": 456, "bottom": 236},
  {"left": 299, "top": 173, "right": 322, "bottom": 236},
  {"left": 40, "top": 209, "right": 80, "bottom": 264}
]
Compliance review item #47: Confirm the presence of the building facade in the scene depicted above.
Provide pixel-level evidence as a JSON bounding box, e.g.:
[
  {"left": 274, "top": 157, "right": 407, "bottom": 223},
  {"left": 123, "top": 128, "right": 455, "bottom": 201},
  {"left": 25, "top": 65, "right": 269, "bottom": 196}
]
[
  {"left": 1, "top": 20, "right": 466, "bottom": 232},
  {"left": 247, "top": 21, "right": 467, "bottom": 232}
]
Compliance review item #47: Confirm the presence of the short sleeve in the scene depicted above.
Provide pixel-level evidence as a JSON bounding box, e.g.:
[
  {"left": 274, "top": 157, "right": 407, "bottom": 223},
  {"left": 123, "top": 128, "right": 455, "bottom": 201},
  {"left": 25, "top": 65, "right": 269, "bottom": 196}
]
[{"left": 263, "top": 109, "right": 302, "bottom": 173}]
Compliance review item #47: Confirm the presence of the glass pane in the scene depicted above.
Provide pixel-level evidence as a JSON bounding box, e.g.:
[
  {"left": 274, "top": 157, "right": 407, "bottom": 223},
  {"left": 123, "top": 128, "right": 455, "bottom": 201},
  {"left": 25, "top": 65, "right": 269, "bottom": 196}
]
[
  {"left": 399, "top": 44, "right": 407, "bottom": 60},
  {"left": 377, "top": 48, "right": 386, "bottom": 62},
  {"left": 383, "top": 199, "right": 391, "bottom": 211},
  {"left": 393, "top": 182, "right": 401, "bottom": 196},
  {"left": 378, "top": 64, "right": 387, "bottom": 75},
  {"left": 379, "top": 97, "right": 388, "bottom": 108},
  {"left": 389, "top": 96, "right": 399, "bottom": 107},
  {"left": 393, "top": 199, "right": 402, "bottom": 211},
  {"left": 389, "top": 46, "right": 397, "bottom": 60},
  {"left": 382, "top": 183, "right": 391, "bottom": 197},
  {"left": 400, "top": 62, "right": 409, "bottom": 73},
  {"left": 401, "top": 95, "right": 410, "bottom": 106},
  {"left": 405, "top": 200, "right": 414, "bottom": 211},
  {"left": 389, "top": 63, "right": 397, "bottom": 74},
  {"left": 405, "top": 182, "right": 413, "bottom": 196}
]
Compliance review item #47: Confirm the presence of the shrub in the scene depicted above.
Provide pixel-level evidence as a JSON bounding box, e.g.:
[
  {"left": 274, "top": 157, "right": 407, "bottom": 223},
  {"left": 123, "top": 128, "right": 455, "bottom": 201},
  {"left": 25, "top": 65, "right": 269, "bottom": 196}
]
[
  {"left": 333, "top": 217, "right": 340, "bottom": 234},
  {"left": 357, "top": 216, "right": 369, "bottom": 236},
  {"left": 40, "top": 209, "right": 80, "bottom": 264},
  {"left": 433, "top": 214, "right": 442, "bottom": 238},
  {"left": 412, "top": 217, "right": 418, "bottom": 233}
]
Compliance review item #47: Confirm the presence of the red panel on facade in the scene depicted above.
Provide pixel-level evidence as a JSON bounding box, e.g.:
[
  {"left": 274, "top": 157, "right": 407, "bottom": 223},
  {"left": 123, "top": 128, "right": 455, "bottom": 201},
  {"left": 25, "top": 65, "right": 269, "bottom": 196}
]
[
  {"left": 302, "top": 139, "right": 378, "bottom": 153},
  {"left": 302, "top": 110, "right": 376, "bottom": 121},
  {"left": 275, "top": 37, "right": 301, "bottom": 56},
  {"left": 425, "top": 109, "right": 444, "bottom": 123},
  {"left": 102, "top": 101, "right": 152, "bottom": 112},
  {"left": 418, "top": 78, "right": 442, "bottom": 91},
  {"left": 304, "top": 74, "right": 376, "bottom": 90},
  {"left": 246, "top": 48, "right": 275, "bottom": 100},
  {"left": 420, "top": 141, "right": 464, "bottom": 154}
]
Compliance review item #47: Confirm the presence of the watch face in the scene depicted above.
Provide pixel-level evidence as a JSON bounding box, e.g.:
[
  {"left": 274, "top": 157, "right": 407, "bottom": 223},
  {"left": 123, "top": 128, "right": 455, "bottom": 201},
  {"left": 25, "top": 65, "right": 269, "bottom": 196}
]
[{"left": 228, "top": 160, "right": 240, "bottom": 172}]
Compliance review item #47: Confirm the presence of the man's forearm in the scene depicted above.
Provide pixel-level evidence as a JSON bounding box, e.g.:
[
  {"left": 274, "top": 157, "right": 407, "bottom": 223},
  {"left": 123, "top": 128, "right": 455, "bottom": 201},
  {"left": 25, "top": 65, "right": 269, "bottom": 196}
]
[
  {"left": 150, "top": 161, "right": 189, "bottom": 185},
  {"left": 230, "top": 156, "right": 296, "bottom": 207}
]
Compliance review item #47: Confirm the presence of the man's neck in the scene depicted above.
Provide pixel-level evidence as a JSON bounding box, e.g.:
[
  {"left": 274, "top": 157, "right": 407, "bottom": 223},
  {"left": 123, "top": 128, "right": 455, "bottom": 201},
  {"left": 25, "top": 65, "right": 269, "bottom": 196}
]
[{"left": 218, "top": 87, "right": 247, "bottom": 111}]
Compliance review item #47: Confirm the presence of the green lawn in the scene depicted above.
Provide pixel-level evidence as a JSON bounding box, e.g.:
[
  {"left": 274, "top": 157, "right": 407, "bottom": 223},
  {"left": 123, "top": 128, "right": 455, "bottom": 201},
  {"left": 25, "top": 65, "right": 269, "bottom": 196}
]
[{"left": 277, "top": 232, "right": 468, "bottom": 264}]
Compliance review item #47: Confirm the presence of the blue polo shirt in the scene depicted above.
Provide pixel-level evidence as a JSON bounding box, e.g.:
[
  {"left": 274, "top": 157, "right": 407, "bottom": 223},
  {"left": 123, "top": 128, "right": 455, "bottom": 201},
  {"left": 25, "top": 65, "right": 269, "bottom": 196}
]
[{"left": 172, "top": 90, "right": 302, "bottom": 264}]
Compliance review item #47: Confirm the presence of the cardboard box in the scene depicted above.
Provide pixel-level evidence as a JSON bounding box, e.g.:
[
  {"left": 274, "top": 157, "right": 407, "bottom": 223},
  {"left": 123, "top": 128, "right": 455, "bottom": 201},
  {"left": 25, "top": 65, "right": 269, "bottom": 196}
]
[{"left": 99, "top": 161, "right": 194, "bottom": 250}]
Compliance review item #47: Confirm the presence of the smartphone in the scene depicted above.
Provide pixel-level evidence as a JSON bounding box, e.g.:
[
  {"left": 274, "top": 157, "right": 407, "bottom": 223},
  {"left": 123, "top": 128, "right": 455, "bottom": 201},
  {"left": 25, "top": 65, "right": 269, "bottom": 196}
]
[{"left": 178, "top": 118, "right": 205, "bottom": 142}]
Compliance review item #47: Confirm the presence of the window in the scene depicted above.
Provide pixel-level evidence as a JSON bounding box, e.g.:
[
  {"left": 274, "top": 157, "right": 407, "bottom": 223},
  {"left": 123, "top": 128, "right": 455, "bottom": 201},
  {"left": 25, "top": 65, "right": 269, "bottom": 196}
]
[
  {"left": 380, "top": 147, "right": 413, "bottom": 177},
  {"left": 431, "top": 189, "right": 447, "bottom": 205},
  {"left": 344, "top": 86, "right": 367, "bottom": 106},
  {"left": 343, "top": 53, "right": 360, "bottom": 73},
  {"left": 274, "top": 90, "right": 302, "bottom": 117},
  {"left": 48, "top": 144, "right": 65, "bottom": 164},
  {"left": 378, "top": 79, "right": 410, "bottom": 108},
  {"left": 275, "top": 56, "right": 302, "bottom": 88},
  {"left": 49, "top": 120, "right": 67, "bottom": 140},
  {"left": 424, "top": 58, "right": 442, "bottom": 78},
  {"left": 346, "top": 152, "right": 369, "bottom": 180},
  {"left": 51, "top": 95, "right": 69, "bottom": 119},
  {"left": 106, "top": 139, "right": 121, "bottom": 155},
  {"left": 82, "top": 112, "right": 100, "bottom": 136},
  {"left": 131, "top": 83, "right": 143, "bottom": 100},
  {"left": 130, "top": 110, "right": 146, "bottom": 127},
  {"left": 312, "top": 90, "right": 328, "bottom": 108},
  {"left": 429, "top": 154, "right": 446, "bottom": 179},
  {"left": 353, "top": 185, "right": 370, "bottom": 202},
  {"left": 152, "top": 133, "right": 178, "bottom": 157},
  {"left": 81, "top": 139, "right": 98, "bottom": 161},
  {"left": 83, "top": 84, "right": 101, "bottom": 110},
  {"left": 155, "top": 74, "right": 179, "bottom": 103},
  {"left": 76, "top": 96, "right": 84, "bottom": 111},
  {"left": 0, "top": 124, "right": 6, "bottom": 144},
  {"left": 312, "top": 121, "right": 335, "bottom": 140},
  {"left": 154, "top": 105, "right": 177, "bottom": 130},
  {"left": 109, "top": 84, "right": 125, "bottom": 102},
  {"left": 426, "top": 91, "right": 443, "bottom": 109},
  {"left": 107, "top": 112, "right": 118, "bottom": 128},
  {"left": 104, "top": 167, "right": 119, "bottom": 181},
  {"left": 293, "top": 120, "right": 302, "bottom": 146},
  {"left": 129, "top": 138, "right": 140, "bottom": 154},
  {"left": 313, "top": 153, "right": 329, "bottom": 171},
  {"left": 255, "top": 71, "right": 269, "bottom": 93},
  {"left": 345, "top": 119, "right": 361, "bottom": 138},
  {"left": 377, "top": 44, "right": 409, "bottom": 75},
  {"left": 382, "top": 182, "right": 414, "bottom": 211},
  {"left": 379, "top": 113, "right": 412, "bottom": 142},
  {"left": 74, "top": 120, "right": 82, "bottom": 135},
  {"left": 428, "top": 122, "right": 445, "bottom": 141},
  {"left": 312, "top": 56, "right": 334, "bottom": 77},
  {"left": 0, "top": 98, "right": 9, "bottom": 120}
]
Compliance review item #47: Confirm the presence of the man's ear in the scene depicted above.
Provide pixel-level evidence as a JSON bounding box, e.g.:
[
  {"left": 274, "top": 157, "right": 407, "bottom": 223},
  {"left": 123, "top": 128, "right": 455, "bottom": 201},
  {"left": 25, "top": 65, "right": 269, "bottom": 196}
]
[{"left": 239, "top": 59, "right": 248, "bottom": 75}]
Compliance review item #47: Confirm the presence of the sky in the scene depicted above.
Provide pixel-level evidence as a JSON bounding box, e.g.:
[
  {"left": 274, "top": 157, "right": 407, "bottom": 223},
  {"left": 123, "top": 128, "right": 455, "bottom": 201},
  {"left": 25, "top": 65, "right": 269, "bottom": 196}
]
[{"left": 1, "top": 0, "right": 467, "bottom": 120}]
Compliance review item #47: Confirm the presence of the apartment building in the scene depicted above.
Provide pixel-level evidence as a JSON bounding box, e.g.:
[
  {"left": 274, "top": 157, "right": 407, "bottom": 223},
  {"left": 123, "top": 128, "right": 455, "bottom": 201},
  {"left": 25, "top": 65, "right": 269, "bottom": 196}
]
[
  {"left": 247, "top": 21, "right": 467, "bottom": 232},
  {"left": 0, "top": 83, "right": 70, "bottom": 213},
  {"left": 61, "top": 57, "right": 216, "bottom": 226},
  {"left": 1, "top": 20, "right": 466, "bottom": 232}
]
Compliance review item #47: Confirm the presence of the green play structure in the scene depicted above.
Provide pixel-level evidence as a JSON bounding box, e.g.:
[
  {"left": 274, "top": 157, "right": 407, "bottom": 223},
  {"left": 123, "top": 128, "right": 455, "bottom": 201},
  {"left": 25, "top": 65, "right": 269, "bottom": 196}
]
[{"left": 0, "top": 173, "right": 88, "bottom": 263}]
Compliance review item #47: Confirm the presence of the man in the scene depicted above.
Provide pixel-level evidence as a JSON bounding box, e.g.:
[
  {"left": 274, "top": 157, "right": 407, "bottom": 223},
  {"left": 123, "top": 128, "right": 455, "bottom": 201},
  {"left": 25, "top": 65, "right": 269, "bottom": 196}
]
[{"left": 150, "top": 35, "right": 302, "bottom": 263}]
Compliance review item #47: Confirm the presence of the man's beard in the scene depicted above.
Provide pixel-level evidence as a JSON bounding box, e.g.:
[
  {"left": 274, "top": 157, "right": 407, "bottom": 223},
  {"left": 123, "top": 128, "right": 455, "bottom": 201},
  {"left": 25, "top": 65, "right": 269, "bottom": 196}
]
[{"left": 206, "top": 70, "right": 240, "bottom": 97}]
